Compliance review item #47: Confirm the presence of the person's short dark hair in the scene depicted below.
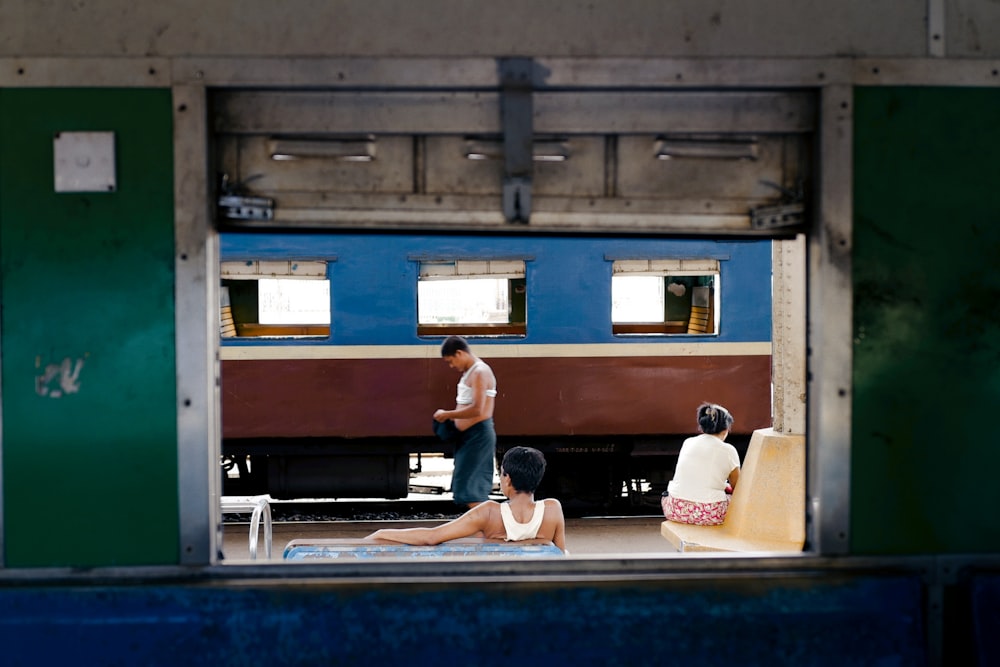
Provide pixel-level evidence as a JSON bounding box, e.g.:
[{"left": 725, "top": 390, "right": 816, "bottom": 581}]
[
  {"left": 501, "top": 446, "right": 547, "bottom": 493},
  {"left": 697, "top": 402, "right": 733, "bottom": 435},
  {"left": 440, "top": 335, "right": 470, "bottom": 357}
]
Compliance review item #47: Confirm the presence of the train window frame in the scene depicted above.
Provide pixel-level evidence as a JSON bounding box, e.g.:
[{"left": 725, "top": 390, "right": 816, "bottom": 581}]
[
  {"left": 611, "top": 259, "right": 721, "bottom": 336},
  {"left": 416, "top": 259, "right": 528, "bottom": 338},
  {"left": 220, "top": 260, "right": 331, "bottom": 339}
]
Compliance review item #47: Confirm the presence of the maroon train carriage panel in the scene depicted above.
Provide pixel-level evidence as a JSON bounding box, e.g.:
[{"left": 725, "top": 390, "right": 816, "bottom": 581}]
[
  {"left": 493, "top": 355, "right": 771, "bottom": 436},
  {"left": 221, "top": 354, "right": 771, "bottom": 440}
]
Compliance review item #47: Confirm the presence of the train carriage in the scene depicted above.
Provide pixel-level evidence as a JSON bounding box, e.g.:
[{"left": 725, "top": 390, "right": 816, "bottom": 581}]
[{"left": 220, "top": 233, "right": 773, "bottom": 503}]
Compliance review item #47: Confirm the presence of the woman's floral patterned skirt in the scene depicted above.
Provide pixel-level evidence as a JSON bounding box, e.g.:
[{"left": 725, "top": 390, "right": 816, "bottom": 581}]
[{"left": 661, "top": 493, "right": 730, "bottom": 526}]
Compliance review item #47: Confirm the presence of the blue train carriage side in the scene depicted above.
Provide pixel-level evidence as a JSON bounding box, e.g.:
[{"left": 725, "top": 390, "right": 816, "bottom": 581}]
[{"left": 219, "top": 232, "right": 773, "bottom": 505}]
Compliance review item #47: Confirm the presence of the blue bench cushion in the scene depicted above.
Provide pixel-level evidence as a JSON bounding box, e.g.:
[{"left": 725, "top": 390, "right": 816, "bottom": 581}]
[{"left": 283, "top": 538, "right": 564, "bottom": 559}]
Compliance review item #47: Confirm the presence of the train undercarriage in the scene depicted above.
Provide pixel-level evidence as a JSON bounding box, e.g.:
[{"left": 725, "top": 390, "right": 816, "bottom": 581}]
[{"left": 221, "top": 433, "right": 751, "bottom": 510}]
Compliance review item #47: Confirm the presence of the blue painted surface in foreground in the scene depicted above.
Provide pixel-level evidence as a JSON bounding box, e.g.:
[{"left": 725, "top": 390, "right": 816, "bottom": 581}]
[
  {"left": 973, "top": 574, "right": 1000, "bottom": 666},
  {"left": 0, "top": 574, "right": 925, "bottom": 666}
]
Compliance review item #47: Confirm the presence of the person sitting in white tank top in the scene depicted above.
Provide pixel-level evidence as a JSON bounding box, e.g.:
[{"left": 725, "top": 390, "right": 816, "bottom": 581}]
[{"left": 366, "top": 446, "right": 568, "bottom": 553}]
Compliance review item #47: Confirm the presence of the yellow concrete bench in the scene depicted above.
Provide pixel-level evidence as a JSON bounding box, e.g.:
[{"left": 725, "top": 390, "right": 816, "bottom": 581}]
[{"left": 660, "top": 428, "right": 805, "bottom": 553}]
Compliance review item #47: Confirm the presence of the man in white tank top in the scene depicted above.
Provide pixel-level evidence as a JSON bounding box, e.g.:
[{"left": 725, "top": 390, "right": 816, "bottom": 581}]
[
  {"left": 367, "top": 446, "right": 567, "bottom": 553},
  {"left": 433, "top": 335, "right": 498, "bottom": 508}
]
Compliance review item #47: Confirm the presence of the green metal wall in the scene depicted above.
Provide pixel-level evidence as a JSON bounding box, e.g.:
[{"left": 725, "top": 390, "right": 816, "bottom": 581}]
[
  {"left": 853, "top": 87, "right": 1000, "bottom": 554},
  {"left": 0, "top": 89, "right": 178, "bottom": 566}
]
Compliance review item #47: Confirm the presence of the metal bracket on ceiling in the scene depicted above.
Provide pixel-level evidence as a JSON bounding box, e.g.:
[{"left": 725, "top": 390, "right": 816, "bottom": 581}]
[
  {"left": 500, "top": 58, "right": 534, "bottom": 224},
  {"left": 751, "top": 202, "right": 805, "bottom": 230},
  {"left": 751, "top": 180, "right": 805, "bottom": 230},
  {"left": 217, "top": 174, "right": 274, "bottom": 221}
]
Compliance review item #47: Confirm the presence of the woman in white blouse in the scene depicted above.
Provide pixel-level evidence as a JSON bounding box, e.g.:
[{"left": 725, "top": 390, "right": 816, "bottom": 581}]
[{"left": 662, "top": 403, "right": 740, "bottom": 526}]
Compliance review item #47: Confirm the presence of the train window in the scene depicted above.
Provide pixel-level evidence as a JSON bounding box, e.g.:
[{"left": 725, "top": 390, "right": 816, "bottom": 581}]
[
  {"left": 220, "top": 260, "right": 331, "bottom": 338},
  {"left": 611, "top": 259, "right": 719, "bottom": 335},
  {"left": 417, "top": 260, "right": 527, "bottom": 337}
]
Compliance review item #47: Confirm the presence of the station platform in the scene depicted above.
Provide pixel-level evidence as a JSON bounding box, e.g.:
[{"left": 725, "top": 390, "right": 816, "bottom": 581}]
[{"left": 221, "top": 515, "right": 668, "bottom": 562}]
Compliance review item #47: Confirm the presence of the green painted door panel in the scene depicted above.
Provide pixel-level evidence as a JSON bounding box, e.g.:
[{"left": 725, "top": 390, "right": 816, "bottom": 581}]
[
  {"left": 0, "top": 88, "right": 178, "bottom": 566},
  {"left": 853, "top": 87, "right": 1000, "bottom": 554}
]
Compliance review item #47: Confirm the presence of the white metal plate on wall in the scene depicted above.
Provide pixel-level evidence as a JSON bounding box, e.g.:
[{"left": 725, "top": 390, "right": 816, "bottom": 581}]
[{"left": 53, "top": 131, "right": 116, "bottom": 192}]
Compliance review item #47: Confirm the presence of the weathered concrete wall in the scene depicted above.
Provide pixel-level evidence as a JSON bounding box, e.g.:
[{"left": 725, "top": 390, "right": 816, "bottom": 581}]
[{"left": 2, "top": 0, "right": 987, "bottom": 59}]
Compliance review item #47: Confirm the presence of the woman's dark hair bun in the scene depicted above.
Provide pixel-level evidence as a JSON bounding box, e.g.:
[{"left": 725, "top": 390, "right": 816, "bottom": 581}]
[{"left": 697, "top": 402, "right": 733, "bottom": 434}]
